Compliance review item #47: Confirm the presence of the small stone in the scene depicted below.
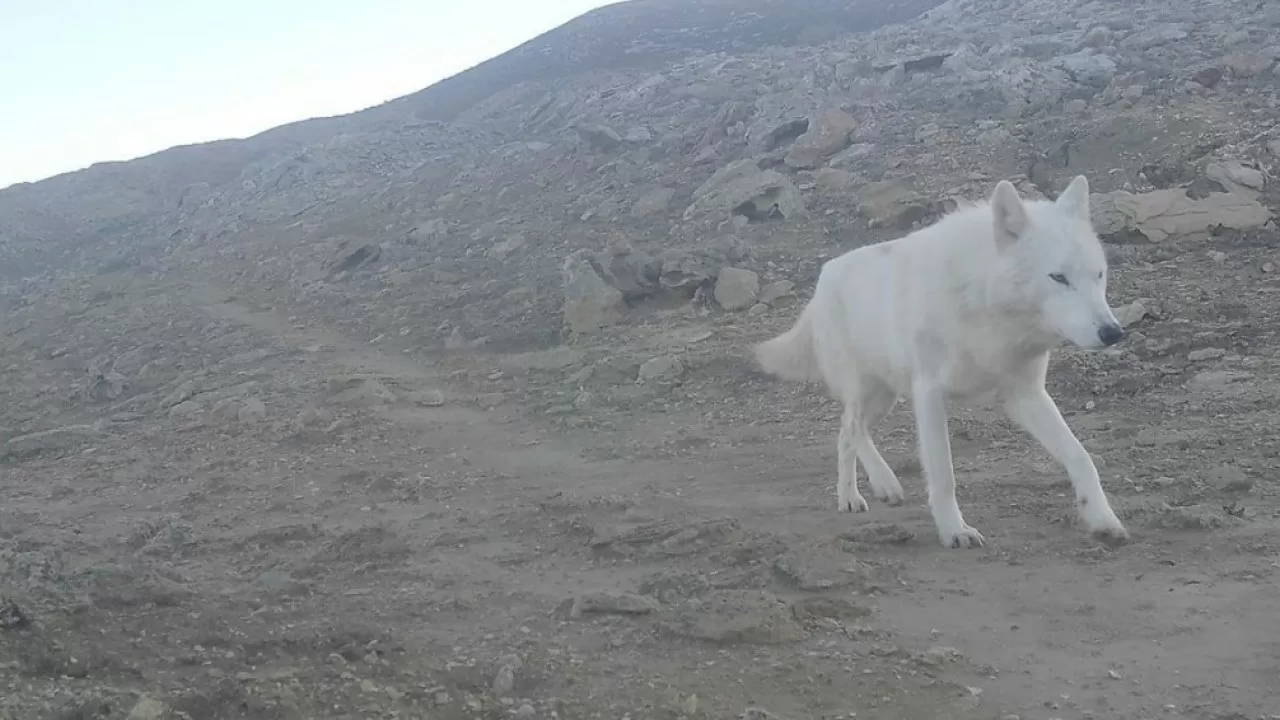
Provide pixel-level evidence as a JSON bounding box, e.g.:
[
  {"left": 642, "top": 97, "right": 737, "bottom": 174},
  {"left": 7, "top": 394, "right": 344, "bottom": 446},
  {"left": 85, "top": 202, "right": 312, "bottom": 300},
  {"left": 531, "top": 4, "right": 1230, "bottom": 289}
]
[
  {"left": 1064, "top": 99, "right": 1088, "bottom": 114},
  {"left": 492, "top": 664, "right": 517, "bottom": 697},
  {"left": 570, "top": 591, "right": 661, "bottom": 617},
  {"left": 414, "top": 389, "right": 447, "bottom": 407},
  {"left": 1054, "top": 50, "right": 1117, "bottom": 89},
  {"left": 1112, "top": 299, "right": 1151, "bottom": 328},
  {"left": 515, "top": 704, "right": 537, "bottom": 720},
  {"left": 784, "top": 107, "right": 858, "bottom": 169},
  {"left": 1209, "top": 465, "right": 1254, "bottom": 492},
  {"left": 563, "top": 249, "right": 626, "bottom": 334},
  {"left": 1225, "top": 52, "right": 1274, "bottom": 78},
  {"left": 161, "top": 381, "right": 198, "bottom": 408},
  {"left": 747, "top": 303, "right": 769, "bottom": 316},
  {"left": 127, "top": 697, "right": 170, "bottom": 720},
  {"left": 758, "top": 280, "right": 795, "bottom": 306},
  {"left": 1186, "top": 348, "right": 1225, "bottom": 362},
  {"left": 1082, "top": 26, "right": 1111, "bottom": 46},
  {"left": 918, "top": 646, "right": 964, "bottom": 666},
  {"left": 1150, "top": 504, "right": 1229, "bottom": 530},
  {"left": 326, "top": 376, "right": 396, "bottom": 406},
  {"left": 714, "top": 267, "right": 760, "bottom": 311},
  {"left": 168, "top": 400, "right": 204, "bottom": 420},
  {"left": 637, "top": 355, "right": 685, "bottom": 385},
  {"left": 238, "top": 397, "right": 266, "bottom": 423},
  {"left": 1191, "top": 66, "right": 1223, "bottom": 88},
  {"left": 4, "top": 425, "right": 99, "bottom": 459},
  {"left": 575, "top": 123, "right": 623, "bottom": 150},
  {"left": 814, "top": 168, "right": 854, "bottom": 191},
  {"left": 632, "top": 187, "right": 676, "bottom": 217},
  {"left": 1206, "top": 161, "right": 1266, "bottom": 191}
]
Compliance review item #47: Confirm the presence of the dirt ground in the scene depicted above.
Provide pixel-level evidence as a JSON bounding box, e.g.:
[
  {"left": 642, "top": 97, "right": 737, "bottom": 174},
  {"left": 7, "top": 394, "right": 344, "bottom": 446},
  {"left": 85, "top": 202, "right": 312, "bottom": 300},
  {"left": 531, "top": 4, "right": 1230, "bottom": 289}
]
[
  {"left": 4, "top": 0, "right": 1280, "bottom": 717},
  {"left": 3, "top": 210, "right": 1280, "bottom": 720}
]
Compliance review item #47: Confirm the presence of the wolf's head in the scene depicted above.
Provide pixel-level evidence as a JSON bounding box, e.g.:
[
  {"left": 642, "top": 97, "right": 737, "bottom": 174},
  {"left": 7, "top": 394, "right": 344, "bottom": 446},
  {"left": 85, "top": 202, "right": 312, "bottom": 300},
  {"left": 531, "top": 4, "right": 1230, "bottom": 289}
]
[{"left": 990, "top": 175, "right": 1125, "bottom": 350}]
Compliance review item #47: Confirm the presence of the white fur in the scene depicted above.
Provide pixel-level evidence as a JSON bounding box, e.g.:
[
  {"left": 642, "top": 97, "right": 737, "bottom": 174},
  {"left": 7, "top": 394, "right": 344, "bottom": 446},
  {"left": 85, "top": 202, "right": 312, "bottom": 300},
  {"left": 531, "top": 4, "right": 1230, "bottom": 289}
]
[{"left": 756, "top": 175, "right": 1129, "bottom": 549}]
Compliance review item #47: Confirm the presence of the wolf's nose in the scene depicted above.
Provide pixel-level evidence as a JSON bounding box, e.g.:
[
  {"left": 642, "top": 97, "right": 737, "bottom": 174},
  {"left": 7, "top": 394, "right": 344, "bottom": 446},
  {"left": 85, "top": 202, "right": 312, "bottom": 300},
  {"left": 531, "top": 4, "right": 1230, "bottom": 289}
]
[{"left": 1098, "top": 323, "right": 1126, "bottom": 346}]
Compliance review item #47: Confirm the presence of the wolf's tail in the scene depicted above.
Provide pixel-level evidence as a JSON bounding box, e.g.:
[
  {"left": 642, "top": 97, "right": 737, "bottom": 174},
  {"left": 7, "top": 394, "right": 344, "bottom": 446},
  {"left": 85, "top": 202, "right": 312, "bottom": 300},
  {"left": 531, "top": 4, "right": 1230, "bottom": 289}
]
[{"left": 754, "top": 303, "right": 822, "bottom": 383}]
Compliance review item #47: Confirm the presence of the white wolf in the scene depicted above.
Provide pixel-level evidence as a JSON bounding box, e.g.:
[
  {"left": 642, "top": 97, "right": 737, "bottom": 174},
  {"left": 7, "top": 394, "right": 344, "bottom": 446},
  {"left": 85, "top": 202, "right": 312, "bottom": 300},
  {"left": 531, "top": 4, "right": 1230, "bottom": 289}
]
[{"left": 755, "top": 175, "right": 1129, "bottom": 549}]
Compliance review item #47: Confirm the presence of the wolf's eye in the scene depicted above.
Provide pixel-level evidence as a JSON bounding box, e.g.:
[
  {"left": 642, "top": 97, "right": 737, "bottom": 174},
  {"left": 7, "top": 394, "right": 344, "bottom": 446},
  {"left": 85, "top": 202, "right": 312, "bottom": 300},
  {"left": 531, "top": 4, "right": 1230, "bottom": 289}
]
[{"left": 1049, "top": 273, "right": 1069, "bottom": 286}]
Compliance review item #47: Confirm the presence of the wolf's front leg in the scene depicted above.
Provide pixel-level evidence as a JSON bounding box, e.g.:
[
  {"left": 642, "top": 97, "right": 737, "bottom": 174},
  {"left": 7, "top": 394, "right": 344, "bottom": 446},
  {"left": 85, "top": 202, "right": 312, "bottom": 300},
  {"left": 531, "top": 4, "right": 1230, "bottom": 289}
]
[
  {"left": 912, "top": 382, "right": 985, "bottom": 549},
  {"left": 837, "top": 406, "right": 869, "bottom": 513},
  {"left": 1004, "top": 387, "right": 1129, "bottom": 545}
]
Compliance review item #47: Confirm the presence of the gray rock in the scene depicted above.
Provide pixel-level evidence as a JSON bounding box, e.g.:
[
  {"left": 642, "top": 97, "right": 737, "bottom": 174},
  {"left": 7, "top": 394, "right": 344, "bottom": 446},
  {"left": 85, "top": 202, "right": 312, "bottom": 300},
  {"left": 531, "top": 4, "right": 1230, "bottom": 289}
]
[
  {"left": 492, "top": 664, "right": 517, "bottom": 697},
  {"left": 492, "top": 654, "right": 523, "bottom": 697},
  {"left": 714, "top": 267, "right": 760, "bottom": 311},
  {"left": 575, "top": 123, "right": 623, "bottom": 150},
  {"left": 813, "top": 168, "right": 854, "bottom": 192},
  {"left": 563, "top": 249, "right": 625, "bottom": 334},
  {"left": 596, "top": 241, "right": 661, "bottom": 302},
  {"left": 784, "top": 108, "right": 857, "bottom": 169},
  {"left": 624, "top": 126, "right": 653, "bottom": 143},
  {"left": 161, "top": 380, "right": 197, "bottom": 409},
  {"left": 685, "top": 159, "right": 805, "bottom": 223},
  {"left": 856, "top": 178, "right": 933, "bottom": 229},
  {"left": 238, "top": 397, "right": 267, "bottom": 423},
  {"left": 487, "top": 233, "right": 527, "bottom": 260},
  {"left": 168, "top": 400, "right": 204, "bottom": 420},
  {"left": 658, "top": 238, "right": 749, "bottom": 294},
  {"left": 1209, "top": 465, "right": 1254, "bottom": 493},
  {"left": 1113, "top": 299, "right": 1149, "bottom": 328},
  {"left": 1187, "top": 348, "right": 1225, "bottom": 362},
  {"left": 126, "top": 697, "right": 171, "bottom": 720},
  {"left": 1149, "top": 503, "right": 1231, "bottom": 530},
  {"left": 758, "top": 280, "right": 795, "bottom": 306},
  {"left": 325, "top": 242, "right": 381, "bottom": 278},
  {"left": 86, "top": 372, "right": 130, "bottom": 402},
  {"left": 1205, "top": 161, "right": 1265, "bottom": 192},
  {"left": 4, "top": 425, "right": 99, "bottom": 459},
  {"left": 637, "top": 355, "right": 685, "bottom": 385},
  {"left": 1054, "top": 50, "right": 1117, "bottom": 89},
  {"left": 325, "top": 376, "right": 396, "bottom": 406},
  {"left": 1224, "top": 52, "right": 1275, "bottom": 78},
  {"left": 1091, "top": 187, "right": 1273, "bottom": 243},
  {"left": 632, "top": 187, "right": 676, "bottom": 217},
  {"left": 412, "top": 389, "right": 447, "bottom": 407},
  {"left": 570, "top": 591, "right": 661, "bottom": 617},
  {"left": 664, "top": 590, "right": 804, "bottom": 645}
]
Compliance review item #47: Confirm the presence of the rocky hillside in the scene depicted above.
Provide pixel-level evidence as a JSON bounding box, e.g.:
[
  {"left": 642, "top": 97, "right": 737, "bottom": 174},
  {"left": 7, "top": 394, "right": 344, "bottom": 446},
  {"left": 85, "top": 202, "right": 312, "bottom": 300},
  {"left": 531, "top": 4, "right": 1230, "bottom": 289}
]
[
  {"left": 1, "top": 0, "right": 1276, "bottom": 349},
  {"left": 3, "top": 0, "right": 1280, "bottom": 718}
]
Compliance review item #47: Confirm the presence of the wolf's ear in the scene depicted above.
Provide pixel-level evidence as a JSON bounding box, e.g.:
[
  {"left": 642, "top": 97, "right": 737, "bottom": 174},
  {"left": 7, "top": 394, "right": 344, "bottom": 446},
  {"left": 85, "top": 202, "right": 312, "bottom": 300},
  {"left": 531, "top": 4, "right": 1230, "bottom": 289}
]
[
  {"left": 991, "top": 180, "right": 1028, "bottom": 248},
  {"left": 1056, "top": 174, "right": 1090, "bottom": 221}
]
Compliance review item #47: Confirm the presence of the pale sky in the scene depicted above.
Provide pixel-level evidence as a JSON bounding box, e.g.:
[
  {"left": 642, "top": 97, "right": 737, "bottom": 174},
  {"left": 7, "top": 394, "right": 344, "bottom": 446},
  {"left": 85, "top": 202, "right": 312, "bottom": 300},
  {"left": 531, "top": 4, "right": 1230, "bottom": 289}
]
[{"left": 0, "top": 0, "right": 614, "bottom": 190}]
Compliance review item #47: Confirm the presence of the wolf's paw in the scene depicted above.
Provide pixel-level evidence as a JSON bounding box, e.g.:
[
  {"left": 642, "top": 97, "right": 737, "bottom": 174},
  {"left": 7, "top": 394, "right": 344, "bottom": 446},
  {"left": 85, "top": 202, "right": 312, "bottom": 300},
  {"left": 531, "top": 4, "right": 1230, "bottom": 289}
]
[
  {"left": 937, "top": 523, "right": 985, "bottom": 549},
  {"left": 1087, "top": 520, "right": 1130, "bottom": 547},
  {"left": 838, "top": 493, "right": 870, "bottom": 513},
  {"left": 871, "top": 479, "right": 906, "bottom": 506},
  {"left": 1081, "top": 503, "right": 1129, "bottom": 546}
]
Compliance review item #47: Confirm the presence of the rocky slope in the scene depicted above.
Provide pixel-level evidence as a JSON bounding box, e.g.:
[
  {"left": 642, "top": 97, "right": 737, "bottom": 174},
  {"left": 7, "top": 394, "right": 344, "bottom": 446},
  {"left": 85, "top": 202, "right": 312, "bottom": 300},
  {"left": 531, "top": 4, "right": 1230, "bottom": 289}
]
[{"left": 3, "top": 0, "right": 1280, "bottom": 718}]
